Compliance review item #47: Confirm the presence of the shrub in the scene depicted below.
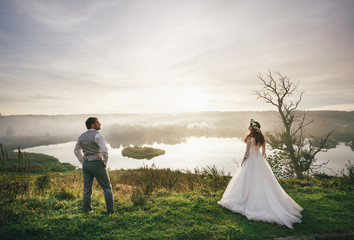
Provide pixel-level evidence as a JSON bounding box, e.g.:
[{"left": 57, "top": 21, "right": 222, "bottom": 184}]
[
  {"left": 130, "top": 185, "right": 151, "bottom": 206},
  {"left": 266, "top": 152, "right": 295, "bottom": 179},
  {"left": 34, "top": 174, "right": 51, "bottom": 194},
  {"left": 0, "top": 176, "right": 29, "bottom": 203},
  {"left": 53, "top": 187, "right": 76, "bottom": 200},
  {"left": 341, "top": 160, "right": 354, "bottom": 184},
  {"left": 194, "top": 165, "right": 230, "bottom": 191}
]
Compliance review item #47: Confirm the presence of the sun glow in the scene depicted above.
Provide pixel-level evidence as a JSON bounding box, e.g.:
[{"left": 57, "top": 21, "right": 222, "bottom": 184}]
[{"left": 178, "top": 88, "right": 208, "bottom": 112}]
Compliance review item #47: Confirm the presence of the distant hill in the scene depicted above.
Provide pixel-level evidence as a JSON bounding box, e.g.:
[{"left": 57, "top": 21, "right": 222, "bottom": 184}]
[{"left": 0, "top": 111, "right": 353, "bottom": 150}]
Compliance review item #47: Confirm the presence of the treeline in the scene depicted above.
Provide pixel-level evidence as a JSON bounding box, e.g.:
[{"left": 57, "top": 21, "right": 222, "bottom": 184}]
[
  {"left": 0, "top": 136, "right": 75, "bottom": 151},
  {"left": 0, "top": 111, "right": 353, "bottom": 150}
]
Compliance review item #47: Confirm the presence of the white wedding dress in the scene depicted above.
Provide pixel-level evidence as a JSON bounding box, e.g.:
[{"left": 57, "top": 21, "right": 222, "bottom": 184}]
[{"left": 218, "top": 137, "right": 303, "bottom": 228}]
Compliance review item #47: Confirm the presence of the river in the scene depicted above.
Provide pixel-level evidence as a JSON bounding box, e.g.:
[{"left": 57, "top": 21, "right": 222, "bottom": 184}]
[{"left": 23, "top": 137, "right": 353, "bottom": 176}]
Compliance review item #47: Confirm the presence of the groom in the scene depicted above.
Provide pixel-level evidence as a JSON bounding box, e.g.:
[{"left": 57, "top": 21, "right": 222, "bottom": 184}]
[{"left": 74, "top": 117, "right": 114, "bottom": 215}]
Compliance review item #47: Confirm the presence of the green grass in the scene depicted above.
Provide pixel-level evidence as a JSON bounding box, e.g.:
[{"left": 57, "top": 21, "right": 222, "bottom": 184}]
[
  {"left": 1, "top": 151, "right": 76, "bottom": 173},
  {"left": 0, "top": 168, "right": 353, "bottom": 240}
]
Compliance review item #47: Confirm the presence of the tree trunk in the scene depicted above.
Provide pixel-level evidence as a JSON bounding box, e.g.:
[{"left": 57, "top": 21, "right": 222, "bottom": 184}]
[{"left": 280, "top": 109, "right": 304, "bottom": 178}]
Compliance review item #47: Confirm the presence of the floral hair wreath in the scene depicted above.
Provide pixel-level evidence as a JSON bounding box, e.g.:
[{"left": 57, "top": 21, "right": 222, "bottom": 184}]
[{"left": 250, "top": 119, "right": 261, "bottom": 132}]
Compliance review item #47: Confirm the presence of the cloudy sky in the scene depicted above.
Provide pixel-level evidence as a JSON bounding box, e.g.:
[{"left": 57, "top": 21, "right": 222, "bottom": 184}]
[{"left": 1, "top": 0, "right": 353, "bottom": 115}]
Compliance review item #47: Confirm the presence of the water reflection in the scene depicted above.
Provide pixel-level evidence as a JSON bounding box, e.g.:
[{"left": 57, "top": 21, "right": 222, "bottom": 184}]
[
  {"left": 104, "top": 123, "right": 241, "bottom": 148},
  {"left": 23, "top": 137, "right": 354, "bottom": 176}
]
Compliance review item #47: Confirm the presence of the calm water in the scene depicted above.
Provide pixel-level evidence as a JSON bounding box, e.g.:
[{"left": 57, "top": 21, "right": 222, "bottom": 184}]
[{"left": 23, "top": 137, "right": 354, "bottom": 176}]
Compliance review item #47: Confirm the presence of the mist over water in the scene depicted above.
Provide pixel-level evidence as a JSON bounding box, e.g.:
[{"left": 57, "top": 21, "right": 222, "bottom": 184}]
[
  {"left": 1, "top": 111, "right": 353, "bottom": 149},
  {"left": 23, "top": 137, "right": 242, "bottom": 174},
  {"left": 1, "top": 111, "right": 354, "bottom": 175},
  {"left": 23, "top": 137, "right": 354, "bottom": 176}
]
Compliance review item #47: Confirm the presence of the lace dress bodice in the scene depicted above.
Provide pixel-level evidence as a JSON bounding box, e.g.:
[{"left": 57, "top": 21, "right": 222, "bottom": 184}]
[{"left": 244, "top": 137, "right": 265, "bottom": 159}]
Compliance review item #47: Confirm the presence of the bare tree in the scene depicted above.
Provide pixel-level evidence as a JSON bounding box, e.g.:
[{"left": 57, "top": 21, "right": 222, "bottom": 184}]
[{"left": 254, "top": 70, "right": 333, "bottom": 178}]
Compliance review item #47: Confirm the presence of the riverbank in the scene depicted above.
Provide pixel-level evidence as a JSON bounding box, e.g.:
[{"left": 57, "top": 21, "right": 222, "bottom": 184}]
[{"left": 0, "top": 166, "right": 353, "bottom": 240}]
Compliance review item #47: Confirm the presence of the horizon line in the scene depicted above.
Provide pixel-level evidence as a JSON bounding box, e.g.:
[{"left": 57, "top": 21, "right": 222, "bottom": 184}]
[{"left": 1, "top": 109, "right": 353, "bottom": 117}]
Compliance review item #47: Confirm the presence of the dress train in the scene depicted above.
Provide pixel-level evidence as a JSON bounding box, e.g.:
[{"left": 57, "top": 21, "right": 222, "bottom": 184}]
[{"left": 218, "top": 137, "right": 302, "bottom": 228}]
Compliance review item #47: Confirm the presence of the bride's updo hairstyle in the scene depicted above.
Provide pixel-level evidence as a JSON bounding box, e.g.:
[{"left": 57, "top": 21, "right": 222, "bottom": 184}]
[{"left": 244, "top": 119, "right": 265, "bottom": 146}]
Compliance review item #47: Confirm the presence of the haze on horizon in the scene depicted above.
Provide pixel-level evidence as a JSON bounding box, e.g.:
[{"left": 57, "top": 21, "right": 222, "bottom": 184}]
[{"left": 1, "top": 0, "right": 354, "bottom": 116}]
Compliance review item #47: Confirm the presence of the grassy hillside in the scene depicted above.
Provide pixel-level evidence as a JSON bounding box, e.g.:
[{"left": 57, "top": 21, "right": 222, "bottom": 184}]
[
  {"left": 0, "top": 166, "right": 353, "bottom": 240},
  {"left": 0, "top": 150, "right": 75, "bottom": 173}
]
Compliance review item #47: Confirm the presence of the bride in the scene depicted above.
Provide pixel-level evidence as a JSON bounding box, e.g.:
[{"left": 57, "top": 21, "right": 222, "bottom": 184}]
[{"left": 218, "top": 119, "right": 303, "bottom": 228}]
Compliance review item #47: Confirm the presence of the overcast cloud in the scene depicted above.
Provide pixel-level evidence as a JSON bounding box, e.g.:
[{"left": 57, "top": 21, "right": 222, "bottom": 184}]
[{"left": 1, "top": 0, "right": 354, "bottom": 115}]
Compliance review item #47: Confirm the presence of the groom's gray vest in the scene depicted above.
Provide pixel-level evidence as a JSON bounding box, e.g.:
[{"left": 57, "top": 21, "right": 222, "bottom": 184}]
[{"left": 78, "top": 130, "right": 103, "bottom": 161}]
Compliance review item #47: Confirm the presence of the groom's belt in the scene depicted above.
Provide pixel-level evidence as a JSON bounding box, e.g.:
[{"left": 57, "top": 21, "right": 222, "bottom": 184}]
[
  {"left": 83, "top": 154, "right": 103, "bottom": 162},
  {"left": 84, "top": 159, "right": 102, "bottom": 162}
]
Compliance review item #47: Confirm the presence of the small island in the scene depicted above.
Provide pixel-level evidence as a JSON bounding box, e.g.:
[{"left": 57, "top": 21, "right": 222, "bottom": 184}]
[{"left": 122, "top": 146, "right": 165, "bottom": 160}]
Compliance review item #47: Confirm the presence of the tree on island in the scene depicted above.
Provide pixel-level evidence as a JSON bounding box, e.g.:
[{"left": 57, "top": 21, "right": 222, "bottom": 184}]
[{"left": 254, "top": 71, "right": 333, "bottom": 178}]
